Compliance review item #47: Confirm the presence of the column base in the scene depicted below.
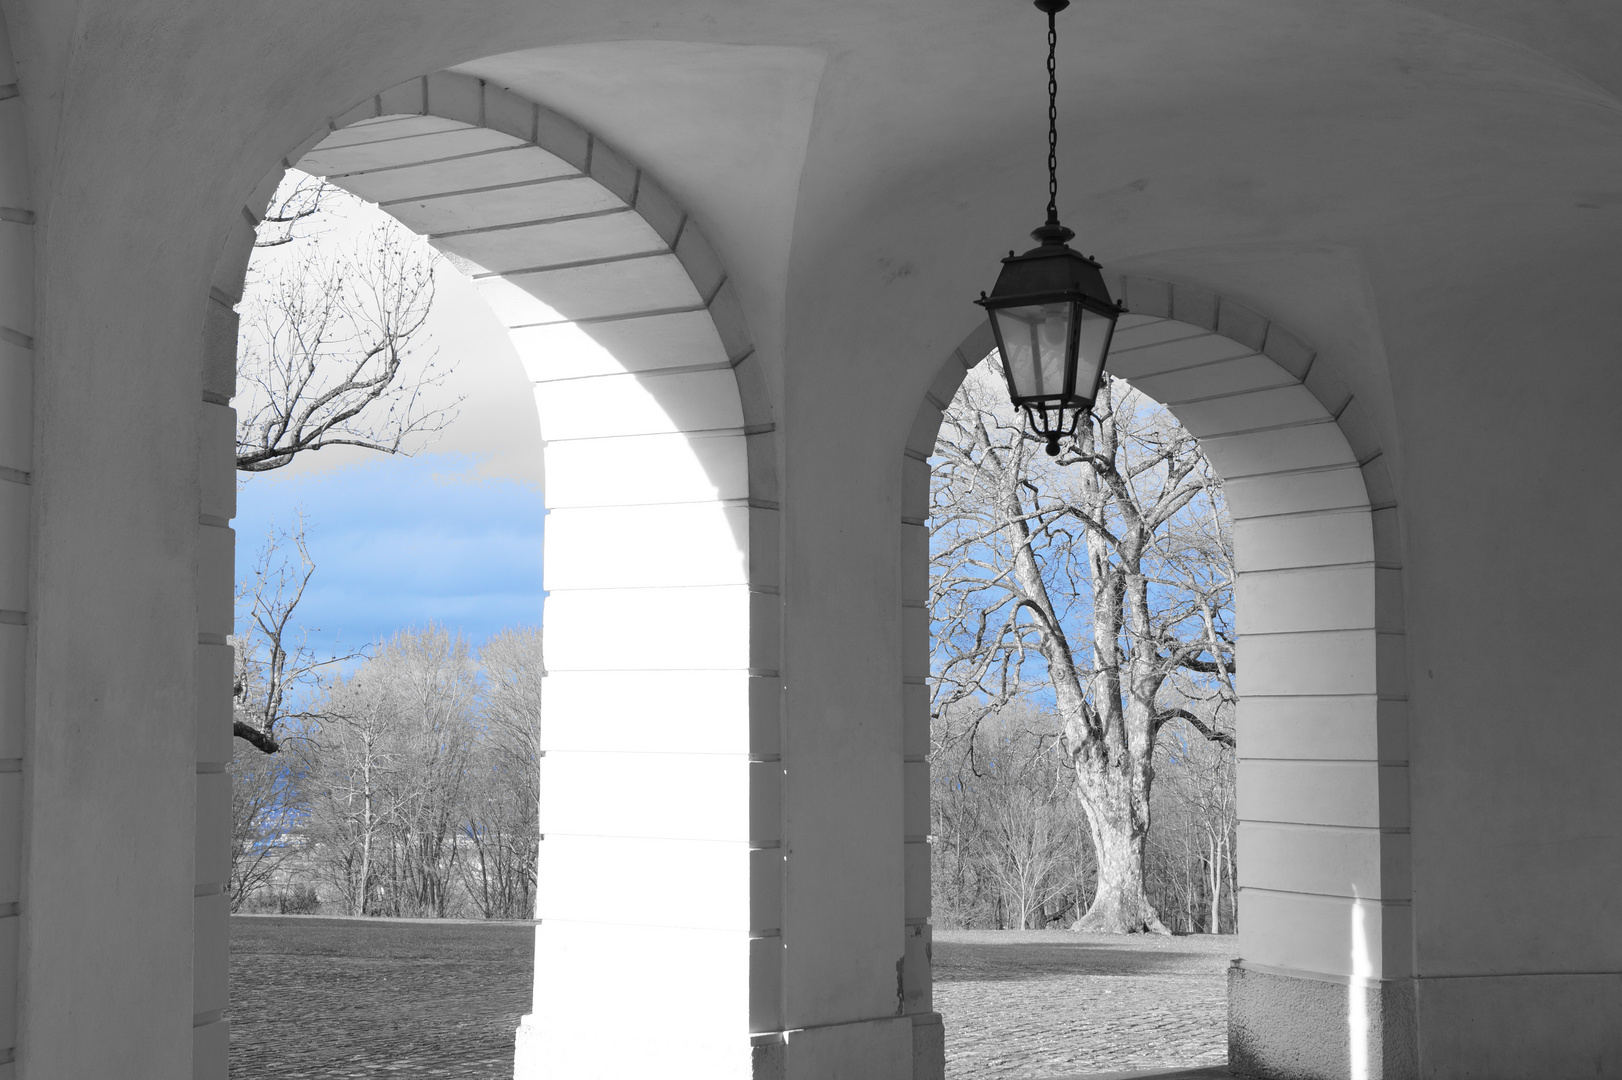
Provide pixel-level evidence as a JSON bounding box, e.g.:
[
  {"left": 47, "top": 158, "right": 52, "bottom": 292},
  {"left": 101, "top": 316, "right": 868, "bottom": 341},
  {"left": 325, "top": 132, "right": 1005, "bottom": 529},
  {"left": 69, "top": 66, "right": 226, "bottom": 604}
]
[
  {"left": 513, "top": 1014, "right": 540, "bottom": 1079},
  {"left": 517, "top": 1012, "right": 946, "bottom": 1079},
  {"left": 1229, "top": 963, "right": 1415, "bottom": 1080},
  {"left": 911, "top": 1012, "right": 944, "bottom": 1080},
  {"left": 1413, "top": 971, "right": 1622, "bottom": 1078}
]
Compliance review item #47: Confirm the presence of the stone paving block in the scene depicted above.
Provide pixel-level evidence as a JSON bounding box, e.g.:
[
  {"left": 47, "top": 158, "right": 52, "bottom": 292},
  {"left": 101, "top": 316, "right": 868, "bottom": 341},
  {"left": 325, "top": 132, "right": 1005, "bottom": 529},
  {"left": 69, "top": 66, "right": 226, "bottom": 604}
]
[{"left": 935, "top": 931, "right": 1230, "bottom": 1078}]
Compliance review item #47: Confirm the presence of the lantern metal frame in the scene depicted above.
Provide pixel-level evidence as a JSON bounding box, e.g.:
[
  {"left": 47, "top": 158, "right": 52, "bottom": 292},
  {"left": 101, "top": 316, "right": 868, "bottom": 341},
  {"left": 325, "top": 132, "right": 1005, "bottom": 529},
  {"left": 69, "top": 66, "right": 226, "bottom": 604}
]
[{"left": 975, "top": 0, "right": 1125, "bottom": 457}]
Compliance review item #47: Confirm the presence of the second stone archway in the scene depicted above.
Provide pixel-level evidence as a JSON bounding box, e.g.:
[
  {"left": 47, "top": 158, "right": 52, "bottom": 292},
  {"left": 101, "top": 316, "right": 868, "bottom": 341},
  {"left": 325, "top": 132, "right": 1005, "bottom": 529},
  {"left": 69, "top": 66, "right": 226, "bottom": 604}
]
[{"left": 904, "top": 278, "right": 1413, "bottom": 1079}]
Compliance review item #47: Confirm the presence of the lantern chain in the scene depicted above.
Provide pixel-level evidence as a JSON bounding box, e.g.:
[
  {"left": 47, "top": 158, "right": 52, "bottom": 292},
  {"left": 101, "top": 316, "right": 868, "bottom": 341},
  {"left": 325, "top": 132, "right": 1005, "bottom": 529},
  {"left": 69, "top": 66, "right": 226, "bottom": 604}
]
[{"left": 1046, "top": 5, "right": 1059, "bottom": 228}]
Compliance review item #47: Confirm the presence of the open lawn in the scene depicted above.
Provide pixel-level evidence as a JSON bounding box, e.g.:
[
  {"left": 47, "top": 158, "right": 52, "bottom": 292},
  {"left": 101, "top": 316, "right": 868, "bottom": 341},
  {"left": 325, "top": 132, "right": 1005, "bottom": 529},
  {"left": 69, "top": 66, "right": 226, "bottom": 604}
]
[
  {"left": 230, "top": 915, "right": 532, "bottom": 1078},
  {"left": 228, "top": 917, "right": 1231, "bottom": 1078}
]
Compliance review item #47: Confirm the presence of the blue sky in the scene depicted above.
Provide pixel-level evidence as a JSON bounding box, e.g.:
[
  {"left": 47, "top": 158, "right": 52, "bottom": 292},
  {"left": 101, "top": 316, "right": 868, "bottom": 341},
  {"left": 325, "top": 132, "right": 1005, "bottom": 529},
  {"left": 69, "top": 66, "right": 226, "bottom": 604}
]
[
  {"left": 235, "top": 455, "right": 546, "bottom": 658},
  {"left": 234, "top": 180, "right": 547, "bottom": 661}
]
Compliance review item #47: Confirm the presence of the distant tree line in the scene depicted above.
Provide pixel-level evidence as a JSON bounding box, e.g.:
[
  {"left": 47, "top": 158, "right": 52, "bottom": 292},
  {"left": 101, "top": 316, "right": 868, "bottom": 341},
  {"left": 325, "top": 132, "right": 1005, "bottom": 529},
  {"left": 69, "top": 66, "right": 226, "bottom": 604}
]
[
  {"left": 929, "top": 700, "right": 1235, "bottom": 934},
  {"left": 229, "top": 625, "right": 542, "bottom": 921}
]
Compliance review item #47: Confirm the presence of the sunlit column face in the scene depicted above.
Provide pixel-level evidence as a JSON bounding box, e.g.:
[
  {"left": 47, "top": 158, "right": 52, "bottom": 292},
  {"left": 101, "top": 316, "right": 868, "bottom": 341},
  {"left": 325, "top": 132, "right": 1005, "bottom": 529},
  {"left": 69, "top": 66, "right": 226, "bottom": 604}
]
[{"left": 992, "top": 302, "right": 1074, "bottom": 401}]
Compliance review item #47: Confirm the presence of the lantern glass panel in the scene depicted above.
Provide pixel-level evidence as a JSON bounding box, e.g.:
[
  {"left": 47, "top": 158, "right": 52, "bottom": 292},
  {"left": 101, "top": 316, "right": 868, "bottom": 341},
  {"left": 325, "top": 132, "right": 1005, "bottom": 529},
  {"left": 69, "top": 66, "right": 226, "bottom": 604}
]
[
  {"left": 991, "top": 301, "right": 1075, "bottom": 401},
  {"left": 1073, "top": 305, "right": 1115, "bottom": 403}
]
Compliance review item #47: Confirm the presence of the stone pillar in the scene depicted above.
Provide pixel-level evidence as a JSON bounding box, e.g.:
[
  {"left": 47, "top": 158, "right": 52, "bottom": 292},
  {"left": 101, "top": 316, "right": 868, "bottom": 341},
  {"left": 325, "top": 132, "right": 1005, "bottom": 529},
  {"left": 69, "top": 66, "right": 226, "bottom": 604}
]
[
  {"left": 191, "top": 186, "right": 258, "bottom": 1080},
  {"left": 193, "top": 397, "right": 237, "bottom": 1079},
  {"left": 512, "top": 374, "right": 767, "bottom": 1079},
  {"left": 0, "top": 17, "right": 27, "bottom": 1070}
]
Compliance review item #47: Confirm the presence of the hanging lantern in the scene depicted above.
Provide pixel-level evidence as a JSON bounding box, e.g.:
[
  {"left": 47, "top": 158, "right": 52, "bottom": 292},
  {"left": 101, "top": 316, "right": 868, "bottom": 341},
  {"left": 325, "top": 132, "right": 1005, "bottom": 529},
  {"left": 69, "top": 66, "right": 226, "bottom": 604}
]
[{"left": 977, "top": 0, "right": 1123, "bottom": 457}]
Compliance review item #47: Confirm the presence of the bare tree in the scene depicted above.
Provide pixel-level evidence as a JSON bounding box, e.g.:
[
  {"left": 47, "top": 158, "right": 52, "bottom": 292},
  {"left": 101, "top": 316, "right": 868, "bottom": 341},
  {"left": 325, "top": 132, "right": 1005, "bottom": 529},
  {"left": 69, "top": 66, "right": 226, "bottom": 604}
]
[
  {"left": 459, "top": 627, "right": 544, "bottom": 919},
  {"left": 232, "top": 513, "right": 361, "bottom": 753},
  {"left": 1147, "top": 712, "right": 1238, "bottom": 934},
  {"left": 304, "top": 626, "right": 479, "bottom": 918},
  {"left": 931, "top": 366, "right": 1235, "bottom": 933},
  {"left": 303, "top": 686, "right": 397, "bottom": 916},
  {"left": 251, "top": 173, "right": 340, "bottom": 249},
  {"left": 234, "top": 171, "right": 461, "bottom": 473},
  {"left": 227, "top": 621, "right": 547, "bottom": 919},
  {"left": 231, "top": 174, "right": 462, "bottom": 756},
  {"left": 930, "top": 701, "right": 1093, "bottom": 930},
  {"left": 227, "top": 737, "right": 305, "bottom": 911}
]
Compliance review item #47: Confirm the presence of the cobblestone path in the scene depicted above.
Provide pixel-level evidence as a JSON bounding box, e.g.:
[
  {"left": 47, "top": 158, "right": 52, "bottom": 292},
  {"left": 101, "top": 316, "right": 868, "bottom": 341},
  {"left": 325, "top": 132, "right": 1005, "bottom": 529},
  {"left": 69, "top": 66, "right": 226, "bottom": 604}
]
[
  {"left": 230, "top": 918, "right": 1232, "bottom": 1078},
  {"left": 934, "top": 930, "right": 1233, "bottom": 1079}
]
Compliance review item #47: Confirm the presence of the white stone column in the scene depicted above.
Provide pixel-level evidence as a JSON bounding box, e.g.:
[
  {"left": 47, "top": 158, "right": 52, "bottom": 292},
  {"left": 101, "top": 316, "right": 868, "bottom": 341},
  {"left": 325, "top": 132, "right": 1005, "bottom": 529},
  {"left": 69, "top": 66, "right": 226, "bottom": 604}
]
[{"left": 294, "top": 81, "right": 784, "bottom": 1077}]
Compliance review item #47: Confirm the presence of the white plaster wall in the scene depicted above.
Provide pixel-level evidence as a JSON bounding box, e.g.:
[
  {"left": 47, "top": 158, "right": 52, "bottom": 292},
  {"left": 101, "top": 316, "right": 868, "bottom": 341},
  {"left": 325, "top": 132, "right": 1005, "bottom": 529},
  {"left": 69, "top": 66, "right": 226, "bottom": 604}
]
[{"left": 4, "top": 3, "right": 1622, "bottom": 1076}]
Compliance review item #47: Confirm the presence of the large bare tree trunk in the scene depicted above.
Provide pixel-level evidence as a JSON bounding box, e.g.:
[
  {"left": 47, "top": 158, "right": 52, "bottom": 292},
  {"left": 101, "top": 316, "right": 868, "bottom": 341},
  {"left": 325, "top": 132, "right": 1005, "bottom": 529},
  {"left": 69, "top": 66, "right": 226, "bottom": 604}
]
[{"left": 1068, "top": 742, "right": 1169, "bottom": 934}]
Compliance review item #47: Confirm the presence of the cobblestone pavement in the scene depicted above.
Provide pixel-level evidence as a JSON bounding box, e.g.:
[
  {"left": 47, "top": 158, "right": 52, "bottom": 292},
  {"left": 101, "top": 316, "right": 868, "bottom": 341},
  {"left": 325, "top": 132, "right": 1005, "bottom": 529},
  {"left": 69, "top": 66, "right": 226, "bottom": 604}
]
[
  {"left": 230, "top": 915, "right": 533, "bottom": 1079},
  {"left": 934, "top": 930, "right": 1234, "bottom": 1079},
  {"left": 231, "top": 918, "right": 1232, "bottom": 1078}
]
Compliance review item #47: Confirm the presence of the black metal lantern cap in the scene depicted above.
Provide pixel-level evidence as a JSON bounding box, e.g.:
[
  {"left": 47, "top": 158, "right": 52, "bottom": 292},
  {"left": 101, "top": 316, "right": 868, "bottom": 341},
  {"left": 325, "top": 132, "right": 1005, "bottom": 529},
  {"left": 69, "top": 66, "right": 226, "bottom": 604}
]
[{"left": 977, "top": 223, "right": 1124, "bottom": 456}]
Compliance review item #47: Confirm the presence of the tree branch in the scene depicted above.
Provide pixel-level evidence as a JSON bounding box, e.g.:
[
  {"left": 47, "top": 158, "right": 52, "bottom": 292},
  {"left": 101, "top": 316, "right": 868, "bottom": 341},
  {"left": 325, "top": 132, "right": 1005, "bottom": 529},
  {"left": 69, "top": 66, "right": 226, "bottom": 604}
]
[
  {"left": 1154, "top": 707, "right": 1236, "bottom": 748},
  {"left": 233, "top": 719, "right": 280, "bottom": 754}
]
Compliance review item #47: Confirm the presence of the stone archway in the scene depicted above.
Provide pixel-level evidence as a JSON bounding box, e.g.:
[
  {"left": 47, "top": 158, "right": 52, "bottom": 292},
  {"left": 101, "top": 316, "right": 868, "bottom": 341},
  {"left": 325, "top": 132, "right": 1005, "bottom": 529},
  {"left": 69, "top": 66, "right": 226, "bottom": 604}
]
[
  {"left": 196, "top": 71, "right": 782, "bottom": 1080},
  {"left": 904, "top": 278, "right": 1413, "bottom": 1079}
]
